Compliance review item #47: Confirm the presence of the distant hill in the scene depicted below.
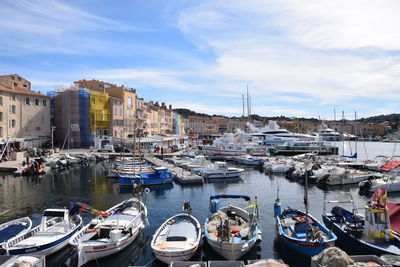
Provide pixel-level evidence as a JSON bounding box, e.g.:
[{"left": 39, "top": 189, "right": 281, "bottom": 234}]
[{"left": 360, "top": 113, "right": 400, "bottom": 123}]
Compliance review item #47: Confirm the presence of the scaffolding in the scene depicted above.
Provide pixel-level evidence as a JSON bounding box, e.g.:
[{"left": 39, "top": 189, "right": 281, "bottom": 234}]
[{"left": 89, "top": 90, "right": 111, "bottom": 136}]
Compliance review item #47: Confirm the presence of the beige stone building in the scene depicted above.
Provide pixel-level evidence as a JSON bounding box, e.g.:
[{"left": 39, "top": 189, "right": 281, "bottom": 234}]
[{"left": 0, "top": 74, "right": 50, "bottom": 148}]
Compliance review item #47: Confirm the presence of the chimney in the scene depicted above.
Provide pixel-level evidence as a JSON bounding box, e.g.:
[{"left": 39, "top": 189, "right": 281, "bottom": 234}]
[{"left": 169, "top": 104, "right": 172, "bottom": 110}]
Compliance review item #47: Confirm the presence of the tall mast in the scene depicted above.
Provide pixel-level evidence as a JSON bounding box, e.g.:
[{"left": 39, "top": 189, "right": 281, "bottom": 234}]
[{"left": 354, "top": 111, "right": 358, "bottom": 158}]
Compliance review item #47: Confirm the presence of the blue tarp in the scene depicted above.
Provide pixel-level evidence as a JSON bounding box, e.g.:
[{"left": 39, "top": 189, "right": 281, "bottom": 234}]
[{"left": 210, "top": 194, "right": 250, "bottom": 201}]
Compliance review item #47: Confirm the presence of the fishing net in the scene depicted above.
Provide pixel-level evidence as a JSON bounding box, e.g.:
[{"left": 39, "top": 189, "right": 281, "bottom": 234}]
[
  {"left": 206, "top": 210, "right": 249, "bottom": 234},
  {"left": 311, "top": 247, "right": 354, "bottom": 267}
]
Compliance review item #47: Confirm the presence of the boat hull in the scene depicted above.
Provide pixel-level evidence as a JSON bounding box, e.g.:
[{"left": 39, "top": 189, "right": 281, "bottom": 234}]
[
  {"left": 205, "top": 233, "right": 259, "bottom": 260},
  {"left": 322, "top": 215, "right": 400, "bottom": 255},
  {"left": 118, "top": 176, "right": 173, "bottom": 185},
  {"left": 76, "top": 229, "right": 140, "bottom": 266},
  {"left": 204, "top": 171, "right": 242, "bottom": 179}
]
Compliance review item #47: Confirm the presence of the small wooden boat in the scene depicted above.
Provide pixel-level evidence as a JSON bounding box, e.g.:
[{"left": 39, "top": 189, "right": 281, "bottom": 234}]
[
  {"left": 274, "top": 200, "right": 337, "bottom": 256},
  {"left": 204, "top": 194, "right": 261, "bottom": 260},
  {"left": 69, "top": 198, "right": 149, "bottom": 267},
  {"left": 2, "top": 209, "right": 82, "bottom": 256},
  {"left": 0, "top": 217, "right": 32, "bottom": 247},
  {"left": 151, "top": 201, "right": 201, "bottom": 264}
]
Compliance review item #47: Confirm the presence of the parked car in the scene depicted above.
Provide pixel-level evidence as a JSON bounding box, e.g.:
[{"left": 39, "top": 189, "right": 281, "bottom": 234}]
[{"left": 114, "top": 145, "right": 130, "bottom": 153}]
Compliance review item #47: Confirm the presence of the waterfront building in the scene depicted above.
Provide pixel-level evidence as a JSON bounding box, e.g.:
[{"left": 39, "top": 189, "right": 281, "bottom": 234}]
[
  {"left": 110, "top": 96, "right": 124, "bottom": 138},
  {"left": 74, "top": 80, "right": 138, "bottom": 139},
  {"left": 0, "top": 74, "right": 50, "bottom": 149},
  {"left": 211, "top": 116, "right": 228, "bottom": 133},
  {"left": 186, "top": 115, "right": 218, "bottom": 138}
]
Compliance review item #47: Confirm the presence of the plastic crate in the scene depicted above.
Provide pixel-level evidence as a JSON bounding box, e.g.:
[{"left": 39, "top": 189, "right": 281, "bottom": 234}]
[
  {"left": 209, "top": 261, "right": 244, "bottom": 267},
  {"left": 169, "top": 261, "right": 207, "bottom": 267},
  {"left": 311, "top": 254, "right": 392, "bottom": 267}
]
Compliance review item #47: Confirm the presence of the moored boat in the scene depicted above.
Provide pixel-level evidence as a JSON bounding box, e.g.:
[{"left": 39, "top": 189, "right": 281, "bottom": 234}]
[
  {"left": 2, "top": 209, "right": 82, "bottom": 256},
  {"left": 151, "top": 201, "right": 201, "bottom": 264},
  {"left": 0, "top": 217, "right": 32, "bottom": 248},
  {"left": 202, "top": 162, "right": 244, "bottom": 179},
  {"left": 69, "top": 197, "right": 149, "bottom": 267},
  {"left": 204, "top": 194, "right": 261, "bottom": 260},
  {"left": 322, "top": 190, "right": 400, "bottom": 256},
  {"left": 118, "top": 167, "right": 173, "bottom": 186}
]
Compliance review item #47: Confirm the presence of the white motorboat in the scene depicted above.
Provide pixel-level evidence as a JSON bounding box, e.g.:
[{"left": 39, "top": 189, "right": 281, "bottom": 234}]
[
  {"left": 62, "top": 154, "right": 81, "bottom": 164},
  {"left": 241, "top": 155, "right": 266, "bottom": 166},
  {"left": 202, "top": 162, "right": 244, "bottom": 179},
  {"left": 151, "top": 201, "right": 201, "bottom": 264},
  {"left": 204, "top": 195, "right": 261, "bottom": 260},
  {"left": 359, "top": 168, "right": 400, "bottom": 193},
  {"left": 3, "top": 209, "right": 82, "bottom": 256},
  {"left": 0, "top": 217, "right": 32, "bottom": 247},
  {"left": 182, "top": 156, "right": 211, "bottom": 170},
  {"left": 316, "top": 167, "right": 380, "bottom": 186},
  {"left": 69, "top": 198, "right": 149, "bottom": 267},
  {"left": 264, "top": 159, "right": 294, "bottom": 173}
]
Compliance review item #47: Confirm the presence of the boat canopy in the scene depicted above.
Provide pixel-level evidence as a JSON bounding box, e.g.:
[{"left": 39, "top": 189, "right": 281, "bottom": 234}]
[{"left": 210, "top": 194, "right": 250, "bottom": 201}]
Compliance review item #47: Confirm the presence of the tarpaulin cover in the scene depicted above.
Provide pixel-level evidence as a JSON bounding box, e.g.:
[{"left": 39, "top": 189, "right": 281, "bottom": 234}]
[{"left": 380, "top": 161, "right": 400, "bottom": 172}]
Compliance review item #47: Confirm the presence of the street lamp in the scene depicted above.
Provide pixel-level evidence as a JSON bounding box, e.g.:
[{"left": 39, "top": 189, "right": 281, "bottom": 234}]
[{"left": 51, "top": 126, "right": 56, "bottom": 150}]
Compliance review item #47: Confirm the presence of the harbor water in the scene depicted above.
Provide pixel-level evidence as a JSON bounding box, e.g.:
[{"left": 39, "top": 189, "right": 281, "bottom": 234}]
[{"left": 1, "top": 141, "right": 400, "bottom": 266}]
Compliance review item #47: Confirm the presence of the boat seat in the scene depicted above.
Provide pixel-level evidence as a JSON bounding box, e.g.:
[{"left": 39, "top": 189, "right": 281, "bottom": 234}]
[
  {"left": 155, "top": 238, "right": 195, "bottom": 249},
  {"left": 123, "top": 208, "right": 139, "bottom": 216}
]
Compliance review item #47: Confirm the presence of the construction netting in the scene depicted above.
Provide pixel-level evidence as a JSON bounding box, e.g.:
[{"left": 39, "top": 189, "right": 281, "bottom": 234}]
[
  {"left": 89, "top": 90, "right": 111, "bottom": 134},
  {"left": 79, "top": 89, "right": 91, "bottom": 147}
]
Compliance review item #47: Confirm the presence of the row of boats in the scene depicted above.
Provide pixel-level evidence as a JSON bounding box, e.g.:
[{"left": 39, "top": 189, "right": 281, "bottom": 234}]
[
  {"left": 0, "top": 192, "right": 261, "bottom": 266},
  {"left": 3, "top": 188, "right": 400, "bottom": 266}
]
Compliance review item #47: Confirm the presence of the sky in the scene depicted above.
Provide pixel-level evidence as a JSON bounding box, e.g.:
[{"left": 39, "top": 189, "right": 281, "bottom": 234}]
[{"left": 1, "top": 0, "right": 400, "bottom": 119}]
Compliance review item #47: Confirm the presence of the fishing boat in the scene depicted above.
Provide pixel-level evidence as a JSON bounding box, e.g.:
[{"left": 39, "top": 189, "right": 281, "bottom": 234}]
[
  {"left": 322, "top": 190, "right": 400, "bottom": 256},
  {"left": 118, "top": 167, "right": 173, "bottom": 186},
  {"left": 241, "top": 155, "right": 266, "bottom": 166},
  {"left": 0, "top": 217, "right": 32, "bottom": 247},
  {"left": 204, "top": 194, "right": 261, "bottom": 260},
  {"left": 151, "top": 201, "right": 201, "bottom": 264},
  {"left": 2, "top": 209, "right": 82, "bottom": 256},
  {"left": 201, "top": 162, "right": 244, "bottom": 179},
  {"left": 274, "top": 163, "right": 337, "bottom": 256},
  {"left": 69, "top": 197, "right": 149, "bottom": 267}
]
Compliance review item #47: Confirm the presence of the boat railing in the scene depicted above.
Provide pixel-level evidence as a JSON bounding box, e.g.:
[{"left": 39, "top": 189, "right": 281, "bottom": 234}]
[{"left": 323, "top": 193, "right": 358, "bottom": 214}]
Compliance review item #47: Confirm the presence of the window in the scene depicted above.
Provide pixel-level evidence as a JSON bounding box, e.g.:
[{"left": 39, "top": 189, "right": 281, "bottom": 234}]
[
  {"left": 0, "top": 112, "right": 2, "bottom": 121},
  {"left": 10, "top": 105, "right": 16, "bottom": 114},
  {"left": 11, "top": 94, "right": 16, "bottom": 101},
  {"left": 127, "top": 96, "right": 133, "bottom": 108},
  {"left": 42, "top": 99, "right": 47, "bottom": 106},
  {"left": 17, "top": 77, "right": 21, "bottom": 81},
  {"left": 0, "top": 97, "right": 2, "bottom": 106},
  {"left": 23, "top": 84, "right": 27, "bottom": 88},
  {"left": 35, "top": 99, "right": 39, "bottom": 106},
  {"left": 13, "top": 82, "right": 17, "bottom": 87},
  {"left": 11, "top": 76, "right": 15, "bottom": 80},
  {"left": 25, "top": 98, "right": 30, "bottom": 105},
  {"left": 10, "top": 120, "right": 16, "bottom": 128},
  {"left": 0, "top": 127, "right": 3, "bottom": 138}
]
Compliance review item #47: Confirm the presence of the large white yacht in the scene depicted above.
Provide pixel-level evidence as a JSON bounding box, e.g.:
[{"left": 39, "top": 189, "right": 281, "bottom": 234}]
[
  {"left": 248, "top": 121, "right": 317, "bottom": 147},
  {"left": 315, "top": 123, "right": 342, "bottom": 141}
]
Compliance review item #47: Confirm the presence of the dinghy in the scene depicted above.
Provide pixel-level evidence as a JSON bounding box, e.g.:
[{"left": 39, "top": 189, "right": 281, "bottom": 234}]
[
  {"left": 0, "top": 217, "right": 32, "bottom": 247},
  {"left": 204, "top": 194, "right": 261, "bottom": 260},
  {"left": 69, "top": 198, "right": 149, "bottom": 267},
  {"left": 151, "top": 201, "right": 201, "bottom": 264},
  {"left": 2, "top": 209, "right": 82, "bottom": 256}
]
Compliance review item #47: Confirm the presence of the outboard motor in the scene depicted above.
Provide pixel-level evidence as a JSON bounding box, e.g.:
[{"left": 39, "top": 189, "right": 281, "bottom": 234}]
[
  {"left": 359, "top": 180, "right": 372, "bottom": 195},
  {"left": 285, "top": 167, "right": 296, "bottom": 179}
]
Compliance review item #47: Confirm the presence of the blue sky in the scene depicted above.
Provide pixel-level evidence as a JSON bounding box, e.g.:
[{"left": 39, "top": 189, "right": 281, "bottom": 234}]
[{"left": 1, "top": 0, "right": 400, "bottom": 119}]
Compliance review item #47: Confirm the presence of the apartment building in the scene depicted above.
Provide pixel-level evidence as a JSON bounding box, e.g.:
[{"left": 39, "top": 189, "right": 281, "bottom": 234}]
[
  {"left": 74, "top": 79, "right": 138, "bottom": 138},
  {"left": 0, "top": 74, "right": 50, "bottom": 148}
]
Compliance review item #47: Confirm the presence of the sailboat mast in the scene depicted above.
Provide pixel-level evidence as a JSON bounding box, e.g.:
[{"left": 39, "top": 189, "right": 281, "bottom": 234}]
[
  {"left": 354, "top": 111, "right": 358, "bottom": 158},
  {"left": 342, "top": 111, "right": 345, "bottom": 156},
  {"left": 304, "top": 163, "right": 309, "bottom": 218}
]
